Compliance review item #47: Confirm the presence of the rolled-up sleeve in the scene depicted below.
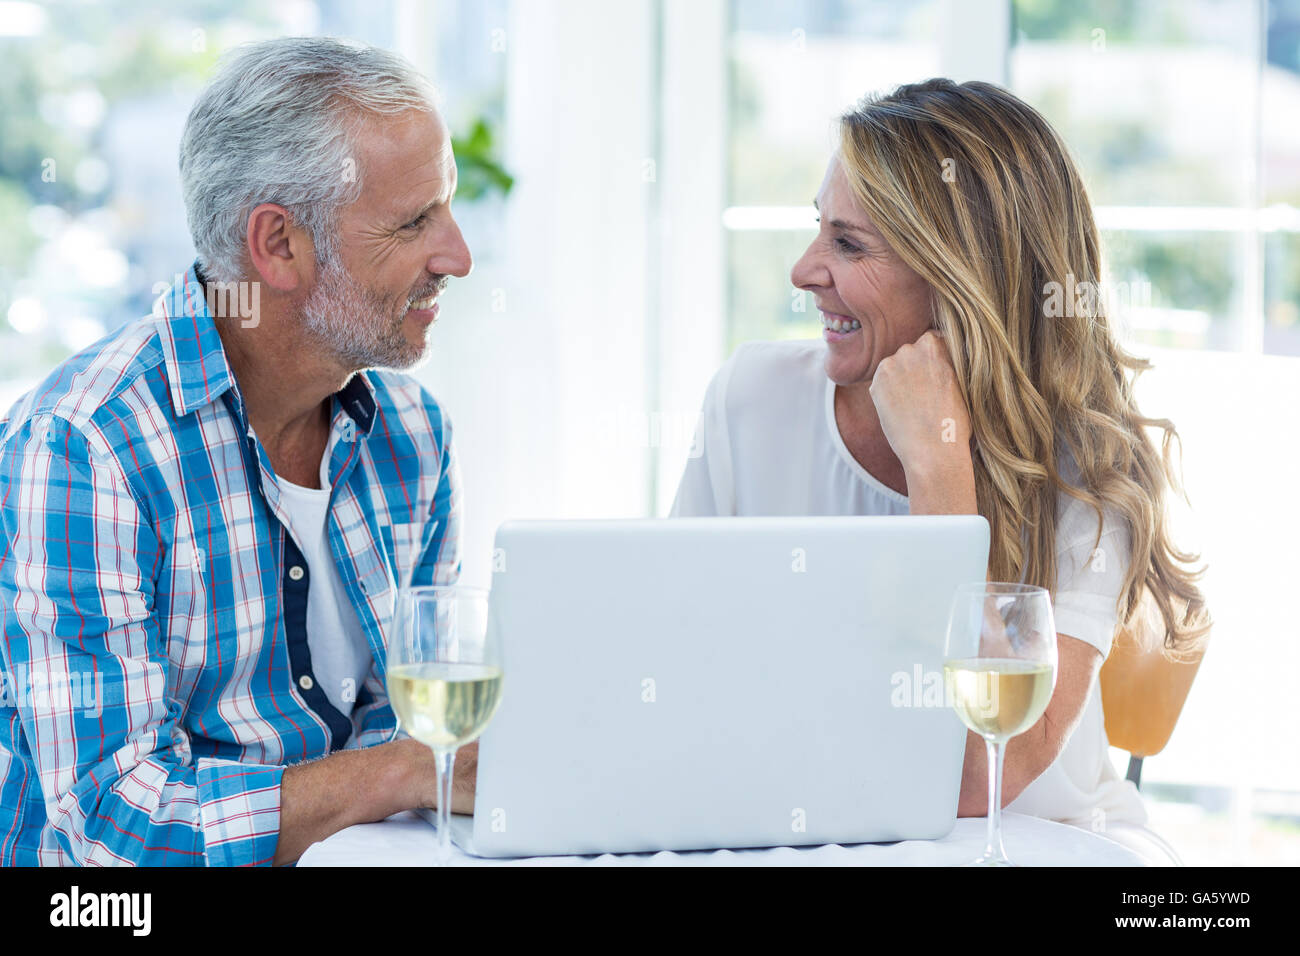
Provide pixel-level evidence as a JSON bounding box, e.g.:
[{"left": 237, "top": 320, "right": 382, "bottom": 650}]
[{"left": 0, "top": 414, "right": 283, "bottom": 866}]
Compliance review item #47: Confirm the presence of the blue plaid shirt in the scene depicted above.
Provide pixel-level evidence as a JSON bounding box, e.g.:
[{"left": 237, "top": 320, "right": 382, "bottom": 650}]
[{"left": 0, "top": 264, "right": 461, "bottom": 865}]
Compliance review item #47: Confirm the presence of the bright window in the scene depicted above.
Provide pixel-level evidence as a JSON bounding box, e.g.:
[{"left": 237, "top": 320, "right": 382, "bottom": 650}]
[
  {"left": 0, "top": 0, "right": 507, "bottom": 413},
  {"left": 724, "top": 0, "right": 942, "bottom": 351}
]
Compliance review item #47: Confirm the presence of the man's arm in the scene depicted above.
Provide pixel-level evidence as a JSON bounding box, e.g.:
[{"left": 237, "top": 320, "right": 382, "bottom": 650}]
[
  {"left": 272, "top": 736, "right": 477, "bottom": 865},
  {"left": 0, "top": 414, "right": 284, "bottom": 864},
  {"left": 2, "top": 408, "right": 490, "bottom": 865},
  {"left": 0, "top": 415, "right": 474, "bottom": 865}
]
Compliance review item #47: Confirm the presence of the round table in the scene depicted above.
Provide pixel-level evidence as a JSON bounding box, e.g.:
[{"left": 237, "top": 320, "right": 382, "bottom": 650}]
[{"left": 299, "top": 810, "right": 1151, "bottom": 866}]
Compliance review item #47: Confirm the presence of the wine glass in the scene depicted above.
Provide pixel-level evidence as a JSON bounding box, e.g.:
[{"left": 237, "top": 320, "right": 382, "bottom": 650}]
[
  {"left": 388, "top": 585, "right": 503, "bottom": 865},
  {"left": 943, "top": 582, "right": 1057, "bottom": 866}
]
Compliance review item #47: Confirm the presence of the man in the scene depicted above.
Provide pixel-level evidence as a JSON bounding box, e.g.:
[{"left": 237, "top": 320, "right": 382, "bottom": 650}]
[{"left": 0, "top": 37, "right": 474, "bottom": 865}]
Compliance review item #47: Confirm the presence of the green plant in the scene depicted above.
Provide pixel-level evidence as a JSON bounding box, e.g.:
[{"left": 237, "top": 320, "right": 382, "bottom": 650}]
[{"left": 451, "top": 117, "right": 514, "bottom": 202}]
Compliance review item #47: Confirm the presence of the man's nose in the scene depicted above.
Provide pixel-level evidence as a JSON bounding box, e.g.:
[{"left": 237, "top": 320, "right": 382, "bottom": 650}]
[{"left": 434, "top": 217, "right": 473, "bottom": 279}]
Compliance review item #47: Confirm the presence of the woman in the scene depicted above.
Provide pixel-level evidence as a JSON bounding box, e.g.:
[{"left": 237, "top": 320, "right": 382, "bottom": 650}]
[{"left": 672, "top": 78, "right": 1210, "bottom": 865}]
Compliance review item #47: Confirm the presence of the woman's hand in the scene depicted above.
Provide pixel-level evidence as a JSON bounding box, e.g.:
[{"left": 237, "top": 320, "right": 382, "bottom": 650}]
[
  {"left": 869, "top": 330, "right": 972, "bottom": 474},
  {"left": 869, "top": 330, "right": 976, "bottom": 514}
]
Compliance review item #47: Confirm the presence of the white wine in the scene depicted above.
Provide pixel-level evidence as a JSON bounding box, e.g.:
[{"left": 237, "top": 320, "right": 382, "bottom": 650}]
[
  {"left": 388, "top": 662, "right": 503, "bottom": 750},
  {"left": 943, "top": 658, "right": 1053, "bottom": 741}
]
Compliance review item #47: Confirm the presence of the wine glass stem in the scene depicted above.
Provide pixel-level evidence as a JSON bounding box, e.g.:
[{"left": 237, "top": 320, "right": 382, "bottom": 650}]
[
  {"left": 984, "top": 737, "right": 1009, "bottom": 862},
  {"left": 434, "top": 748, "right": 457, "bottom": 866}
]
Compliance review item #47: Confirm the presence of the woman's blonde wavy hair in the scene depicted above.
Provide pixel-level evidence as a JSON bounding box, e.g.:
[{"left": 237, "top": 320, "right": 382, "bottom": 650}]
[{"left": 838, "top": 78, "right": 1210, "bottom": 653}]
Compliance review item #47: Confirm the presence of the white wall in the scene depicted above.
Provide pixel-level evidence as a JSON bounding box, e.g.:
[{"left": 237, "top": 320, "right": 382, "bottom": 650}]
[
  {"left": 413, "top": 0, "right": 657, "bottom": 587},
  {"left": 1129, "top": 347, "right": 1300, "bottom": 792},
  {"left": 652, "top": 0, "right": 728, "bottom": 514}
]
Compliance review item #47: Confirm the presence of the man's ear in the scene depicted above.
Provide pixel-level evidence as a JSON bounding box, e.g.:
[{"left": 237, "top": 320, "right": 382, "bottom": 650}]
[{"left": 246, "top": 203, "right": 314, "bottom": 293}]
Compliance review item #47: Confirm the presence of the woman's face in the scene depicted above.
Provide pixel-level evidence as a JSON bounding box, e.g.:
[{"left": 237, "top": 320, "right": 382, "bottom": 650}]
[{"left": 791, "top": 156, "right": 934, "bottom": 386}]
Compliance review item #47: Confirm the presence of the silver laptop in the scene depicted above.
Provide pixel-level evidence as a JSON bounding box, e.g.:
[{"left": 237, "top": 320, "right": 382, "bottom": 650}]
[{"left": 462, "top": 515, "right": 989, "bottom": 858}]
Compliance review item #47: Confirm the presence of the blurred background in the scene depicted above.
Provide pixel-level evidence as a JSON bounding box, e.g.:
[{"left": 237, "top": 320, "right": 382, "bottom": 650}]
[{"left": 1, "top": 0, "right": 1296, "bottom": 865}]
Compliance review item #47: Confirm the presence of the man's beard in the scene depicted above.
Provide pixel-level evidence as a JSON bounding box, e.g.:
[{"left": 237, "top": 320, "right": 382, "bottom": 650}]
[{"left": 301, "top": 254, "right": 445, "bottom": 371}]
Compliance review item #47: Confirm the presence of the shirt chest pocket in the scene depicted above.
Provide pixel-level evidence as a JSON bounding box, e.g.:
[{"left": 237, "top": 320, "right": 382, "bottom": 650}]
[
  {"left": 348, "top": 520, "right": 421, "bottom": 646},
  {"left": 163, "top": 534, "right": 243, "bottom": 679}
]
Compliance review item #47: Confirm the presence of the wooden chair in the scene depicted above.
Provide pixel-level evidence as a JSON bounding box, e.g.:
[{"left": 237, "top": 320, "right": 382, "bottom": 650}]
[{"left": 1099, "top": 610, "right": 1209, "bottom": 788}]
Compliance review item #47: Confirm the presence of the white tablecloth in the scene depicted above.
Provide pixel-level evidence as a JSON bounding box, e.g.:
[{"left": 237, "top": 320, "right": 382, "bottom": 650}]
[{"left": 299, "top": 810, "right": 1150, "bottom": 866}]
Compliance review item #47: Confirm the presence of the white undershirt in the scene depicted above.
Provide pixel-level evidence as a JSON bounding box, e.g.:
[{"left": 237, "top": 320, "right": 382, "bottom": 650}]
[
  {"left": 670, "top": 338, "right": 1148, "bottom": 829},
  {"left": 276, "top": 452, "right": 373, "bottom": 720}
]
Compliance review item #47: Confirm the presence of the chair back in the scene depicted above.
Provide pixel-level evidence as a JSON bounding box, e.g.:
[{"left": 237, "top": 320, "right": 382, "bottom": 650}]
[{"left": 1099, "top": 609, "right": 1208, "bottom": 758}]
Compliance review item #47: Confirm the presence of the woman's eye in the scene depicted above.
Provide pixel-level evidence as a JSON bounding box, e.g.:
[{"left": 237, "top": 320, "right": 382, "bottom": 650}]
[{"left": 834, "top": 237, "right": 861, "bottom": 254}]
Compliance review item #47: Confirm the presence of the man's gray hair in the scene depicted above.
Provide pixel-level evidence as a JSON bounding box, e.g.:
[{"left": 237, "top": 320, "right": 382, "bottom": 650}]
[{"left": 180, "top": 36, "right": 437, "bottom": 283}]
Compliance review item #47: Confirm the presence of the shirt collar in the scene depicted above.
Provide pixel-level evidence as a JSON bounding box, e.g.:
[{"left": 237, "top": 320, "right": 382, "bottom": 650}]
[
  {"left": 153, "top": 262, "right": 239, "bottom": 419},
  {"left": 336, "top": 371, "right": 377, "bottom": 434},
  {"left": 152, "top": 262, "right": 377, "bottom": 435}
]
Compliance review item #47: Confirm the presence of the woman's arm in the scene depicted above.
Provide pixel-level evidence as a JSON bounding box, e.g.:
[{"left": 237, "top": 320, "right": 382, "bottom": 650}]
[
  {"left": 908, "top": 453, "right": 1098, "bottom": 810},
  {"left": 907, "top": 448, "right": 1097, "bottom": 808},
  {"left": 902, "top": 455, "right": 978, "bottom": 515},
  {"left": 956, "top": 635, "right": 1101, "bottom": 814},
  {"left": 869, "top": 330, "right": 1098, "bottom": 807},
  {"left": 869, "top": 330, "right": 978, "bottom": 515}
]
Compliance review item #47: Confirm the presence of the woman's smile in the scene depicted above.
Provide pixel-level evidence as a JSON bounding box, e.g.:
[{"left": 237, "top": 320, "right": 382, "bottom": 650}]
[{"left": 821, "top": 309, "right": 862, "bottom": 342}]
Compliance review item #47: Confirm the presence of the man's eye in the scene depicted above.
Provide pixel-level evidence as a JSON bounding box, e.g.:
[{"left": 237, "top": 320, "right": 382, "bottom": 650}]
[{"left": 401, "top": 213, "right": 428, "bottom": 231}]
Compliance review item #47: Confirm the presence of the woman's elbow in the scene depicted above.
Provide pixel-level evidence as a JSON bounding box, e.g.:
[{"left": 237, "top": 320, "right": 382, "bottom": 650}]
[{"left": 956, "top": 718, "right": 1063, "bottom": 815}]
